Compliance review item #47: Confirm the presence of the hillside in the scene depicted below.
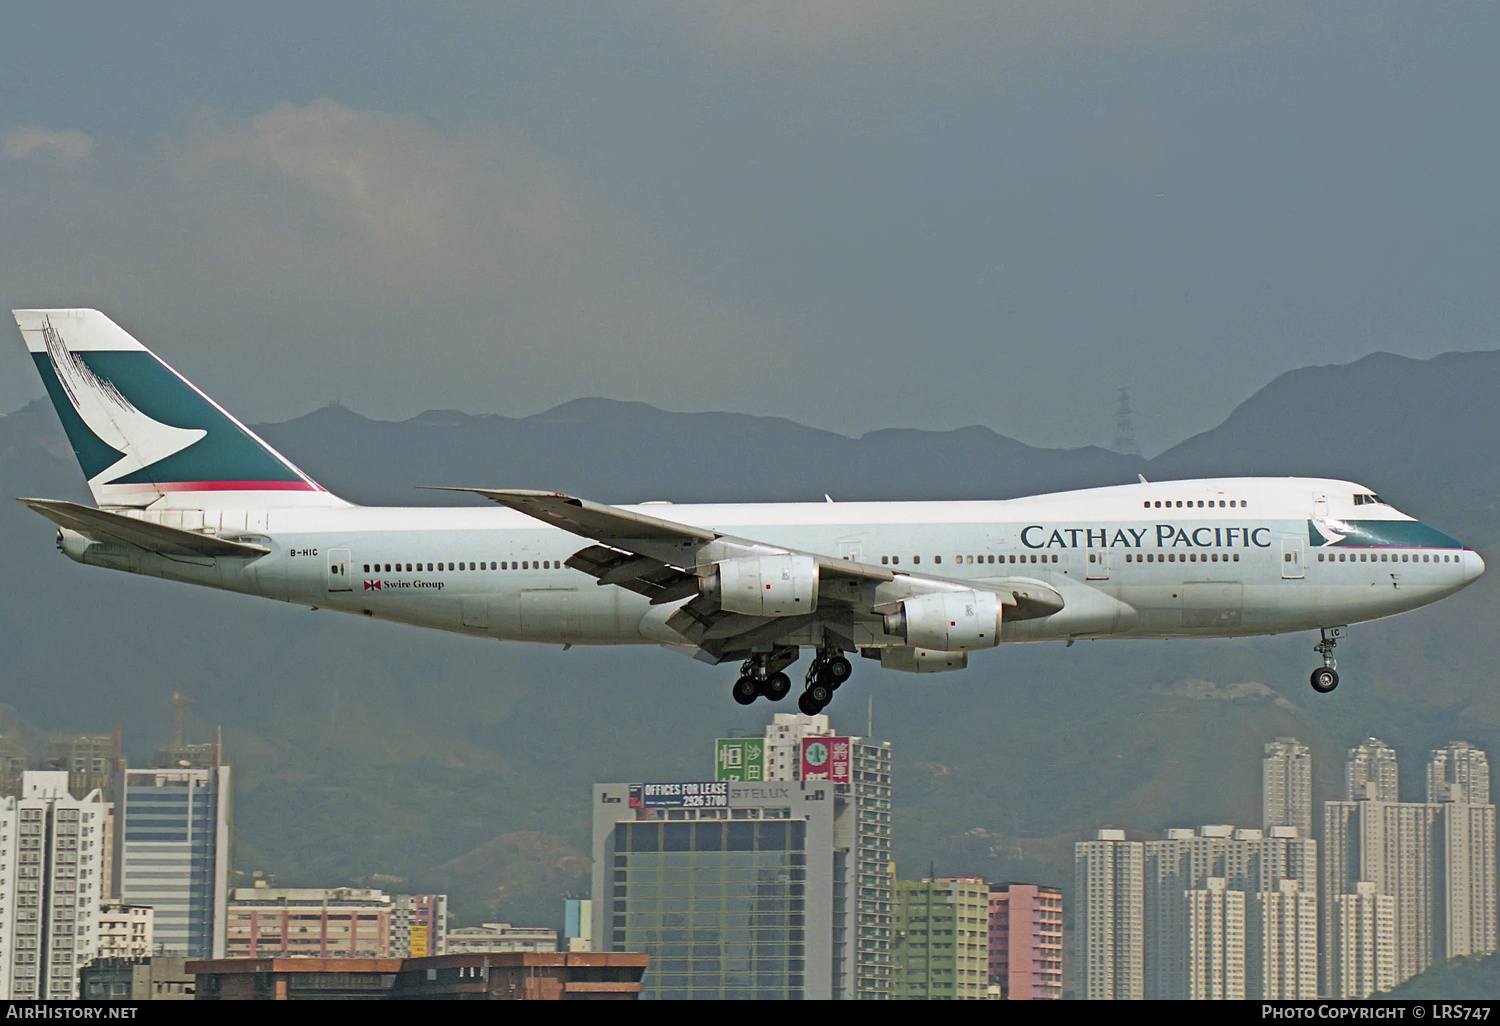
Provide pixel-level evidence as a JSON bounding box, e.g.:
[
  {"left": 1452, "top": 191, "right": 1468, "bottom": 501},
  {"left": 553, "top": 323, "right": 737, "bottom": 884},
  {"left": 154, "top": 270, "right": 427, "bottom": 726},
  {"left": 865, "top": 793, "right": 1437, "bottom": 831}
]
[{"left": 1, "top": 347, "right": 1498, "bottom": 929}]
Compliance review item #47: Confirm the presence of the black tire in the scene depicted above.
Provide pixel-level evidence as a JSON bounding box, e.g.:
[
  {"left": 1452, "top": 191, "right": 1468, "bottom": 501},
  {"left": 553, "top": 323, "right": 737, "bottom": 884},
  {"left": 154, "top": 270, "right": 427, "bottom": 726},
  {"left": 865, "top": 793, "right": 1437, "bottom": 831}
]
[
  {"left": 807, "top": 682, "right": 833, "bottom": 707},
  {"left": 733, "top": 675, "right": 761, "bottom": 705},
  {"left": 797, "top": 691, "right": 822, "bottom": 716},
  {"left": 824, "top": 655, "right": 852, "bottom": 687},
  {"left": 1310, "top": 667, "right": 1339, "bottom": 694},
  {"left": 763, "top": 671, "right": 792, "bottom": 701}
]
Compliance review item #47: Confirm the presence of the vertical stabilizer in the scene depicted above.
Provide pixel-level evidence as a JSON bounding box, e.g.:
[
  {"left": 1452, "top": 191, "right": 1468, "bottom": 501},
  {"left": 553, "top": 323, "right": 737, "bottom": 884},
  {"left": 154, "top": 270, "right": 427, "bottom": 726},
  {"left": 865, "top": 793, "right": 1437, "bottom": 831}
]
[{"left": 15, "top": 309, "right": 347, "bottom": 509}]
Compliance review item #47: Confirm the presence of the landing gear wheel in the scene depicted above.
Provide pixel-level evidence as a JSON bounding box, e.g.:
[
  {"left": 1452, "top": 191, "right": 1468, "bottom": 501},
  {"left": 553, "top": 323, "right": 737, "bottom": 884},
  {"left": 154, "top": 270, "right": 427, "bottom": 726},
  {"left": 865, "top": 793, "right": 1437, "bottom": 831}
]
[
  {"left": 1310, "top": 667, "right": 1339, "bottom": 694},
  {"left": 732, "top": 675, "right": 760, "bottom": 705},
  {"left": 799, "top": 681, "right": 834, "bottom": 715},
  {"left": 762, "top": 672, "right": 792, "bottom": 702},
  {"left": 824, "top": 655, "right": 852, "bottom": 688}
]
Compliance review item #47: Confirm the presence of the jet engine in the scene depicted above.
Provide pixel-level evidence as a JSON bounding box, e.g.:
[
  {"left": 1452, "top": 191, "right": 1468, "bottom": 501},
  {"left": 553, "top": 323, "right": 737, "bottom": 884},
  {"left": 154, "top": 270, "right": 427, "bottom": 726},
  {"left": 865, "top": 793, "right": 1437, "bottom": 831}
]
[
  {"left": 882, "top": 590, "right": 1001, "bottom": 650},
  {"left": 707, "top": 553, "right": 819, "bottom": 616},
  {"left": 874, "top": 647, "right": 969, "bottom": 673}
]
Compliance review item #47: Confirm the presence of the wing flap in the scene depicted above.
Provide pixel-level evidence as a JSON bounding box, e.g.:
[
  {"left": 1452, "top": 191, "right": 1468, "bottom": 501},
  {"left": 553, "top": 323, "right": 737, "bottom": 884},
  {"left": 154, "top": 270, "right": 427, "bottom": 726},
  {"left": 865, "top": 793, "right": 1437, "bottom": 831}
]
[
  {"left": 563, "top": 544, "right": 701, "bottom": 604},
  {"left": 20, "top": 498, "right": 270, "bottom": 558}
]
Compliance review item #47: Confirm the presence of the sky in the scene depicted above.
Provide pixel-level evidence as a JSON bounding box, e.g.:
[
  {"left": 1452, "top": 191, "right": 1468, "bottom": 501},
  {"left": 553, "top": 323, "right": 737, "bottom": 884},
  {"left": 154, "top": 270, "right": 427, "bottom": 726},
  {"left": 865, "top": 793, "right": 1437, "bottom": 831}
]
[{"left": 1, "top": 3, "right": 1496, "bottom": 455}]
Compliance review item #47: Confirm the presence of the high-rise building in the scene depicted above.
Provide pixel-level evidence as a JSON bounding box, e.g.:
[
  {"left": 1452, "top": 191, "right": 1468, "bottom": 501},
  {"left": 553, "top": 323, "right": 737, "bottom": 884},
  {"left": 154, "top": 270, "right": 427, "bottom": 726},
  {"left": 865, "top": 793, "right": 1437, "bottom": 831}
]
[
  {"left": 1347, "top": 738, "right": 1399, "bottom": 802},
  {"left": 1075, "top": 829, "right": 1144, "bottom": 1000},
  {"left": 1323, "top": 798, "right": 1437, "bottom": 988},
  {"left": 0, "top": 771, "right": 110, "bottom": 999},
  {"left": 119, "top": 764, "right": 231, "bottom": 959},
  {"left": 1185, "top": 877, "right": 1245, "bottom": 1000},
  {"left": 1327, "top": 740, "right": 1496, "bottom": 991},
  {"left": 988, "top": 883, "right": 1062, "bottom": 999},
  {"left": 1327, "top": 882, "right": 1397, "bottom": 999},
  {"left": 396, "top": 894, "right": 447, "bottom": 957},
  {"left": 1427, "top": 743, "right": 1497, "bottom": 963},
  {"left": 1263, "top": 738, "right": 1312, "bottom": 837},
  {"left": 1428, "top": 742, "right": 1490, "bottom": 804},
  {"left": 1248, "top": 879, "right": 1317, "bottom": 999},
  {"left": 1143, "top": 825, "right": 1314, "bottom": 999},
  {"left": 892, "top": 878, "right": 989, "bottom": 1000},
  {"left": 761, "top": 712, "right": 893, "bottom": 998}
]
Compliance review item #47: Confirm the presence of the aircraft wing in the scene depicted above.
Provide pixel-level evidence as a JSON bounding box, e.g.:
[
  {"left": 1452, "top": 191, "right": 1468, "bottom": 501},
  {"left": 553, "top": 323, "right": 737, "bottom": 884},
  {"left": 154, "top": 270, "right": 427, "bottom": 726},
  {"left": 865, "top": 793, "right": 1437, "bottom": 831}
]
[
  {"left": 450, "top": 488, "right": 1062, "bottom": 662},
  {"left": 19, "top": 498, "right": 271, "bottom": 558}
]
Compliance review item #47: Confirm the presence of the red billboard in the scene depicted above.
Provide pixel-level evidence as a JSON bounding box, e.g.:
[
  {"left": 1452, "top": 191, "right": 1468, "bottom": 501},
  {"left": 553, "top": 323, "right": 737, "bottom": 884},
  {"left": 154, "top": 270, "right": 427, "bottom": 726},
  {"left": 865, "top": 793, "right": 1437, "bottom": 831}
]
[{"left": 801, "top": 736, "right": 851, "bottom": 784}]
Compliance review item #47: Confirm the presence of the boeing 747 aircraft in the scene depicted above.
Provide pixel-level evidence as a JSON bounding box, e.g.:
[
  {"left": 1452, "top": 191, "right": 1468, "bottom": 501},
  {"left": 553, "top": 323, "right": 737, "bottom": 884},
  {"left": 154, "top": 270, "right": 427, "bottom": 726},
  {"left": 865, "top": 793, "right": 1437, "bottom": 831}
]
[{"left": 14, "top": 310, "right": 1485, "bottom": 712}]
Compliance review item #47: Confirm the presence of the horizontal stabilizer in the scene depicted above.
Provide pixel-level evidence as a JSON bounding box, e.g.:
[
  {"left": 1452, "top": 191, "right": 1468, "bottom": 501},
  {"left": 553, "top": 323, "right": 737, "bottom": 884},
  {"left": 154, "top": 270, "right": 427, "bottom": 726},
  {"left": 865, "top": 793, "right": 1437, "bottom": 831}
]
[{"left": 19, "top": 498, "right": 270, "bottom": 558}]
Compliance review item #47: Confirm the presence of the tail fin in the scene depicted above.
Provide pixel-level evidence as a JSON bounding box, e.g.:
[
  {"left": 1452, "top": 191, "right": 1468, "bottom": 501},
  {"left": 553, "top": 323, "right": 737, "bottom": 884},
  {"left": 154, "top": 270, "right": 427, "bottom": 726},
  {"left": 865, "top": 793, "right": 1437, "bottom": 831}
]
[{"left": 15, "top": 309, "right": 346, "bottom": 509}]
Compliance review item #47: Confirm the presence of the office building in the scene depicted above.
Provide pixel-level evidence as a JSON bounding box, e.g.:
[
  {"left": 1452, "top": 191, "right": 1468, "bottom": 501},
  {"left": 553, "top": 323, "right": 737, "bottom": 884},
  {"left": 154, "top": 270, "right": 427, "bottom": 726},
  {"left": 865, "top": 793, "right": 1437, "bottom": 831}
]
[
  {"left": 1075, "top": 829, "right": 1144, "bottom": 1000},
  {"left": 893, "top": 878, "right": 989, "bottom": 1000},
  {"left": 0, "top": 771, "right": 109, "bottom": 999},
  {"left": 593, "top": 779, "right": 838, "bottom": 999},
  {"left": 1263, "top": 737, "right": 1312, "bottom": 838},
  {"left": 119, "top": 764, "right": 231, "bottom": 959},
  {"left": 988, "top": 883, "right": 1062, "bottom": 999}
]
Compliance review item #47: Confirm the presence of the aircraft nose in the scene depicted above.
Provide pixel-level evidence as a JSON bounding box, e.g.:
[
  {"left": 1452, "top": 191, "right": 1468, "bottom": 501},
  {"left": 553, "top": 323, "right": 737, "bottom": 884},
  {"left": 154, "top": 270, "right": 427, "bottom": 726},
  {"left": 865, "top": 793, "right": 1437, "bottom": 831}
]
[{"left": 1465, "top": 549, "right": 1486, "bottom": 583}]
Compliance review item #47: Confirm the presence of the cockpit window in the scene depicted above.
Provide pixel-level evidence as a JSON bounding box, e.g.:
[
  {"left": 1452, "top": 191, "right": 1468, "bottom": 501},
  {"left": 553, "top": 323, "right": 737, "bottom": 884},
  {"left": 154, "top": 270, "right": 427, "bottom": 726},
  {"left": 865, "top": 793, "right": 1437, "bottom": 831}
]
[{"left": 1353, "top": 493, "right": 1383, "bottom": 506}]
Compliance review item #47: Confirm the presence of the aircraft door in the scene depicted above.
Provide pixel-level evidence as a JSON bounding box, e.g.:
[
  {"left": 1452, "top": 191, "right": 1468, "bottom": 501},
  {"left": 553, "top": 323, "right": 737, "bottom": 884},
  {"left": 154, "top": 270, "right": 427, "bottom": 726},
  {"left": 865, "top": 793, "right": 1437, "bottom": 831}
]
[
  {"left": 1280, "top": 538, "right": 1304, "bottom": 579},
  {"left": 327, "top": 548, "right": 353, "bottom": 592},
  {"left": 1313, "top": 493, "right": 1328, "bottom": 518},
  {"left": 1086, "top": 548, "right": 1110, "bottom": 580}
]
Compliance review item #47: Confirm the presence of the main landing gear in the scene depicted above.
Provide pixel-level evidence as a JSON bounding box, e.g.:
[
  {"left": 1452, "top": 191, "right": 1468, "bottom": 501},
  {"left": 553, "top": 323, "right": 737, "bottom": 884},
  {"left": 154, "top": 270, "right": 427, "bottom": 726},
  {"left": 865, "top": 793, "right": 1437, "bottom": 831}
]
[
  {"left": 731, "top": 649, "right": 852, "bottom": 711},
  {"left": 797, "top": 652, "right": 852, "bottom": 715},
  {"left": 1310, "top": 626, "right": 1345, "bottom": 694}
]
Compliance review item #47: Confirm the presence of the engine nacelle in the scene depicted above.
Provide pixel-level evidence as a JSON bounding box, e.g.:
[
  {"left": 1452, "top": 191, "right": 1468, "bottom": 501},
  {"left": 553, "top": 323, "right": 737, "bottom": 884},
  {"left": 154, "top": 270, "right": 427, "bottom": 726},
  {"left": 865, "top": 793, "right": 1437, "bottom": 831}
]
[
  {"left": 882, "top": 590, "right": 1001, "bottom": 650},
  {"left": 710, "top": 554, "right": 819, "bottom": 616},
  {"left": 876, "top": 647, "right": 969, "bottom": 673}
]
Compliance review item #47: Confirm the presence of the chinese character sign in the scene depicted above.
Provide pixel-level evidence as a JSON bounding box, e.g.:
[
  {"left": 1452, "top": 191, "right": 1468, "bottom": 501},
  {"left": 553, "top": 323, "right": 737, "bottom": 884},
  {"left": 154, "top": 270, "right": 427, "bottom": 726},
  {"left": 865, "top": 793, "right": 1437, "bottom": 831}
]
[
  {"left": 801, "top": 736, "right": 851, "bottom": 784},
  {"left": 716, "top": 739, "right": 766, "bottom": 781}
]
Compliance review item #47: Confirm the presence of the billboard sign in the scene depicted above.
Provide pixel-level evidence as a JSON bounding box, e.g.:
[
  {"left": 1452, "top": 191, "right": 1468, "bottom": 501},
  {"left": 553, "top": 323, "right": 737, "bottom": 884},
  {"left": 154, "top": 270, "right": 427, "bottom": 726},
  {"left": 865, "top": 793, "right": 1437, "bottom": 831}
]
[
  {"left": 628, "top": 781, "right": 730, "bottom": 808},
  {"left": 801, "top": 736, "right": 851, "bottom": 784},
  {"left": 715, "top": 738, "right": 766, "bottom": 781}
]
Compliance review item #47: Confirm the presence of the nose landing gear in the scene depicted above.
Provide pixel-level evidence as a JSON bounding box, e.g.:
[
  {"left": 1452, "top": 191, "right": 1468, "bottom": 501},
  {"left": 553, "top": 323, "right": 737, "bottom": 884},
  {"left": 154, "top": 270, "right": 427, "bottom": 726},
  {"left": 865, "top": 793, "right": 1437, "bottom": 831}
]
[{"left": 1310, "top": 626, "right": 1345, "bottom": 693}]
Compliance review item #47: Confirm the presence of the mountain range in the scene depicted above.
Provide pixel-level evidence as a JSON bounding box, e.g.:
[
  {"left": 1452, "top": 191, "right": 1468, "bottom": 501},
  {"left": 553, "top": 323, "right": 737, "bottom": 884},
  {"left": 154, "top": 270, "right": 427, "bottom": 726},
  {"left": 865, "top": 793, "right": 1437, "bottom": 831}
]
[{"left": 2, "top": 347, "right": 1498, "bottom": 935}]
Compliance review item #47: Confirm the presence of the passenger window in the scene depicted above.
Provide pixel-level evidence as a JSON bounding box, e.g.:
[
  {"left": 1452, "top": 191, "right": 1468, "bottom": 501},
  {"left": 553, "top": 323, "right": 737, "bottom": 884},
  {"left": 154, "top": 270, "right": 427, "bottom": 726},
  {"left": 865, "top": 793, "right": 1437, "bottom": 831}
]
[
  {"left": 881, "top": 556, "right": 889, "bottom": 565},
  {"left": 935, "top": 556, "right": 943, "bottom": 564},
  {"left": 913, "top": 556, "right": 920, "bottom": 564},
  {"left": 363, "top": 565, "right": 369, "bottom": 573},
  {"left": 988, "top": 555, "right": 995, "bottom": 564},
  {"left": 892, "top": 556, "right": 899, "bottom": 565},
  {"left": 1155, "top": 501, "right": 1162, "bottom": 508}
]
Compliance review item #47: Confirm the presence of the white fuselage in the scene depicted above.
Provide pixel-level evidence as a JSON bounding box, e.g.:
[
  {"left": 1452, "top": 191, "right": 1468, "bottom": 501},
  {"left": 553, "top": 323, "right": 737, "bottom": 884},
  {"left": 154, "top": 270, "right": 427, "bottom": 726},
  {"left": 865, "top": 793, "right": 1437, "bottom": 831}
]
[{"left": 61, "top": 477, "right": 1483, "bottom": 657}]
